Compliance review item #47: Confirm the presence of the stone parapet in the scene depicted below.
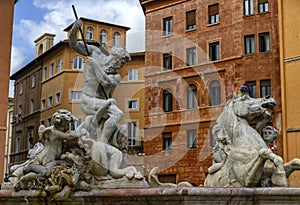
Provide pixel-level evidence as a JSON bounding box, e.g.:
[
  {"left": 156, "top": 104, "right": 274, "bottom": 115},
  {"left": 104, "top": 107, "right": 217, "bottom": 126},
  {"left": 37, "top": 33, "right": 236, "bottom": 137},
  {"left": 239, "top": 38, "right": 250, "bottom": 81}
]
[{"left": 1, "top": 187, "right": 300, "bottom": 204}]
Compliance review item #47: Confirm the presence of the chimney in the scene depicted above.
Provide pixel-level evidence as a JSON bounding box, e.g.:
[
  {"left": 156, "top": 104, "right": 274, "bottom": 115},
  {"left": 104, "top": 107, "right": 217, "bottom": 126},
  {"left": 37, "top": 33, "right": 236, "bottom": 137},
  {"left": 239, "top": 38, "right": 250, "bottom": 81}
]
[{"left": 34, "top": 33, "right": 56, "bottom": 57}]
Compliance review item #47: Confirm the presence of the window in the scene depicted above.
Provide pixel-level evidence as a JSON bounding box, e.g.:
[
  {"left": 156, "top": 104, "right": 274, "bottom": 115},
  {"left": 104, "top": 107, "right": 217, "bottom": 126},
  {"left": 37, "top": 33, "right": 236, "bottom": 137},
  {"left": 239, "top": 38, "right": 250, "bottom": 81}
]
[
  {"left": 244, "top": 0, "right": 254, "bottom": 16},
  {"left": 38, "top": 44, "right": 43, "bottom": 56},
  {"left": 244, "top": 34, "right": 255, "bottom": 54},
  {"left": 186, "top": 10, "right": 196, "bottom": 30},
  {"left": 210, "top": 128, "right": 216, "bottom": 147},
  {"left": 246, "top": 81, "right": 257, "bottom": 98},
  {"left": 70, "top": 119, "right": 82, "bottom": 131},
  {"left": 48, "top": 96, "right": 53, "bottom": 107},
  {"left": 41, "top": 99, "right": 46, "bottom": 110},
  {"left": 163, "top": 88, "right": 173, "bottom": 112},
  {"left": 186, "top": 47, "right": 196, "bottom": 66},
  {"left": 163, "top": 17, "right": 173, "bottom": 36},
  {"left": 58, "top": 58, "right": 62, "bottom": 72},
  {"left": 50, "top": 62, "right": 54, "bottom": 76},
  {"left": 187, "top": 130, "right": 197, "bottom": 149},
  {"left": 31, "top": 74, "right": 35, "bottom": 88},
  {"left": 55, "top": 92, "right": 61, "bottom": 104},
  {"left": 128, "top": 68, "right": 138, "bottom": 81},
  {"left": 187, "top": 84, "right": 198, "bottom": 109},
  {"left": 15, "top": 132, "right": 21, "bottom": 152},
  {"left": 128, "top": 100, "right": 138, "bottom": 110},
  {"left": 18, "top": 105, "right": 22, "bottom": 115},
  {"left": 71, "top": 91, "right": 82, "bottom": 101},
  {"left": 258, "top": 0, "right": 268, "bottom": 13},
  {"left": 47, "top": 118, "right": 51, "bottom": 127},
  {"left": 29, "top": 99, "right": 34, "bottom": 114},
  {"left": 260, "top": 80, "right": 271, "bottom": 97},
  {"left": 19, "top": 81, "right": 23, "bottom": 95},
  {"left": 163, "top": 132, "right": 172, "bottom": 150},
  {"left": 73, "top": 56, "right": 83, "bottom": 69},
  {"left": 209, "top": 41, "right": 220, "bottom": 61},
  {"left": 113, "top": 32, "right": 121, "bottom": 46},
  {"left": 163, "top": 53, "right": 172, "bottom": 70},
  {"left": 86, "top": 27, "right": 93, "bottom": 40},
  {"left": 128, "top": 121, "right": 137, "bottom": 146},
  {"left": 100, "top": 29, "right": 107, "bottom": 46},
  {"left": 208, "top": 4, "right": 219, "bottom": 24},
  {"left": 27, "top": 129, "right": 33, "bottom": 150},
  {"left": 43, "top": 67, "right": 47, "bottom": 80},
  {"left": 158, "top": 174, "right": 176, "bottom": 184},
  {"left": 209, "top": 80, "right": 221, "bottom": 106},
  {"left": 259, "top": 32, "right": 270, "bottom": 52}
]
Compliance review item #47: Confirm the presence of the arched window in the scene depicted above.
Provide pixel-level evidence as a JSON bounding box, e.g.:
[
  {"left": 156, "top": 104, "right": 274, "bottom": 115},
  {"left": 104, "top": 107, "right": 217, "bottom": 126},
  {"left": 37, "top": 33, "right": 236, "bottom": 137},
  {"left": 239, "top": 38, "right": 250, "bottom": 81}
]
[
  {"left": 38, "top": 44, "right": 43, "bottom": 56},
  {"left": 100, "top": 29, "right": 107, "bottom": 46},
  {"left": 163, "top": 88, "right": 173, "bottom": 112},
  {"left": 209, "top": 80, "right": 221, "bottom": 106},
  {"left": 128, "top": 68, "right": 138, "bottom": 81},
  {"left": 73, "top": 56, "right": 83, "bottom": 70},
  {"left": 113, "top": 32, "right": 121, "bottom": 46},
  {"left": 86, "top": 27, "right": 93, "bottom": 40},
  {"left": 187, "top": 84, "right": 198, "bottom": 109},
  {"left": 58, "top": 58, "right": 62, "bottom": 72}
]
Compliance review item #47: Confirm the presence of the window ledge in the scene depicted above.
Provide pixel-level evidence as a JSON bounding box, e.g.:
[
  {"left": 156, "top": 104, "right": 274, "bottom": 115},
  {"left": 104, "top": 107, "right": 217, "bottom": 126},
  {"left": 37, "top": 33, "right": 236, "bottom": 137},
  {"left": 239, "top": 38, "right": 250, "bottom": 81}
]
[
  {"left": 208, "top": 22, "right": 220, "bottom": 27},
  {"left": 185, "top": 27, "right": 197, "bottom": 33},
  {"left": 258, "top": 11, "right": 269, "bottom": 15},
  {"left": 162, "top": 34, "right": 173, "bottom": 38}
]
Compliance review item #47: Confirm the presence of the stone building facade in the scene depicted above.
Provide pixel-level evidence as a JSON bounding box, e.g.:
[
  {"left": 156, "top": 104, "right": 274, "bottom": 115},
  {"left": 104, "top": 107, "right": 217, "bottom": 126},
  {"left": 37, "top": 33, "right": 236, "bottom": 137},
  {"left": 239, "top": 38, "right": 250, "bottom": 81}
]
[{"left": 140, "top": 0, "right": 281, "bottom": 185}]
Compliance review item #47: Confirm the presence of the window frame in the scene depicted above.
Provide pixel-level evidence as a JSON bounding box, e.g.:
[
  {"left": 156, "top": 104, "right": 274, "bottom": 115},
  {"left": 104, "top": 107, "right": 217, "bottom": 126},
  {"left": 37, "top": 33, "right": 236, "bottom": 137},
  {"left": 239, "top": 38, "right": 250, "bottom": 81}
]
[
  {"left": 186, "top": 84, "right": 198, "bottom": 109},
  {"left": 19, "top": 81, "right": 23, "bottom": 95},
  {"left": 29, "top": 99, "right": 34, "bottom": 114},
  {"left": 208, "top": 3, "right": 220, "bottom": 25},
  {"left": 163, "top": 88, "right": 173, "bottom": 112},
  {"left": 113, "top": 32, "right": 121, "bottom": 46},
  {"left": 246, "top": 81, "right": 257, "bottom": 98},
  {"left": 260, "top": 79, "right": 271, "bottom": 97},
  {"left": 187, "top": 129, "right": 197, "bottom": 149},
  {"left": 209, "top": 41, "right": 220, "bottom": 61},
  {"left": 86, "top": 27, "right": 94, "bottom": 40},
  {"left": 244, "top": 34, "right": 255, "bottom": 54},
  {"left": 186, "top": 47, "right": 197, "bottom": 66},
  {"left": 244, "top": 0, "right": 254, "bottom": 16},
  {"left": 41, "top": 99, "right": 46, "bottom": 110},
  {"left": 162, "top": 132, "right": 172, "bottom": 151},
  {"left": 163, "top": 16, "right": 173, "bottom": 36},
  {"left": 48, "top": 96, "right": 53, "bottom": 108},
  {"left": 127, "top": 121, "right": 137, "bottom": 146},
  {"left": 58, "top": 58, "right": 62, "bottom": 72},
  {"left": 163, "top": 53, "right": 172, "bottom": 71},
  {"left": 259, "top": 32, "right": 270, "bottom": 53},
  {"left": 50, "top": 62, "right": 54, "bottom": 77},
  {"left": 209, "top": 80, "right": 221, "bottom": 106},
  {"left": 73, "top": 56, "right": 83, "bottom": 70},
  {"left": 31, "top": 74, "right": 35, "bottom": 88},
  {"left": 71, "top": 90, "right": 82, "bottom": 101},
  {"left": 55, "top": 92, "right": 61, "bottom": 105},
  {"left": 128, "top": 99, "right": 138, "bottom": 110},
  {"left": 186, "top": 10, "right": 196, "bottom": 30},
  {"left": 258, "top": 0, "right": 269, "bottom": 14},
  {"left": 128, "top": 68, "right": 138, "bottom": 81},
  {"left": 100, "top": 29, "right": 107, "bottom": 46}
]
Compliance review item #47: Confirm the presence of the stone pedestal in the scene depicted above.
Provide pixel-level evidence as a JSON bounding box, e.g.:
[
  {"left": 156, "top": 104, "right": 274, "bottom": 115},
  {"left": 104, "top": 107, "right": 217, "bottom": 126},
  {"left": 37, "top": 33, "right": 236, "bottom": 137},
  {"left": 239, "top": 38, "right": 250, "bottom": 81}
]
[{"left": 1, "top": 187, "right": 300, "bottom": 204}]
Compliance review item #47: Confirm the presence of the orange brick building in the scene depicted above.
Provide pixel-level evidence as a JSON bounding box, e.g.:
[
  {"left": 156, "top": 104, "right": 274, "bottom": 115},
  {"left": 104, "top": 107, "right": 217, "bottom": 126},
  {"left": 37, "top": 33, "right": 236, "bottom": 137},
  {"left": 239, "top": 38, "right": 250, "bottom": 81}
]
[
  {"left": 0, "top": 1, "right": 16, "bottom": 182},
  {"left": 141, "top": 0, "right": 282, "bottom": 185}
]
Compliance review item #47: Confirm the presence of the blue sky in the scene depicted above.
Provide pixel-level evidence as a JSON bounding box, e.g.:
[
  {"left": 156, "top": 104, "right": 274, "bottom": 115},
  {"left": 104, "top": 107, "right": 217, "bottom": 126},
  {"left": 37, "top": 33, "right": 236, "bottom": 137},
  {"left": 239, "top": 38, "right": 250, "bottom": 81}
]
[{"left": 10, "top": 0, "right": 145, "bottom": 97}]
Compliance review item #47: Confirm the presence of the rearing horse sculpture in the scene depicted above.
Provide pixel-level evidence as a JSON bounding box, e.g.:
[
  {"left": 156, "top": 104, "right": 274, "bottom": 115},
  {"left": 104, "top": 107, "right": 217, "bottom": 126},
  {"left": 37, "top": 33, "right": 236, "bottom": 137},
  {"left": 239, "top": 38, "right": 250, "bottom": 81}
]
[{"left": 204, "top": 94, "right": 288, "bottom": 187}]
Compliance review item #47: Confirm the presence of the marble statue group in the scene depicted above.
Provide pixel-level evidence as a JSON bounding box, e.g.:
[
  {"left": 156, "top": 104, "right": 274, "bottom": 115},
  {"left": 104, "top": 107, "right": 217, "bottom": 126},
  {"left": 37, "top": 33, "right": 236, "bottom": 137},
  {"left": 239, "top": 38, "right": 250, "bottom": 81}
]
[
  {"left": 8, "top": 19, "right": 146, "bottom": 200},
  {"left": 6, "top": 19, "right": 300, "bottom": 200}
]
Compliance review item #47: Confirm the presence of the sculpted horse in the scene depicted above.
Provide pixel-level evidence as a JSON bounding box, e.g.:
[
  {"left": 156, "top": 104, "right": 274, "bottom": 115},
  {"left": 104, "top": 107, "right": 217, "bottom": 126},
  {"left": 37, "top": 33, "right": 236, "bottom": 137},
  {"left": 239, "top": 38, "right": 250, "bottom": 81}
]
[{"left": 204, "top": 94, "right": 288, "bottom": 187}]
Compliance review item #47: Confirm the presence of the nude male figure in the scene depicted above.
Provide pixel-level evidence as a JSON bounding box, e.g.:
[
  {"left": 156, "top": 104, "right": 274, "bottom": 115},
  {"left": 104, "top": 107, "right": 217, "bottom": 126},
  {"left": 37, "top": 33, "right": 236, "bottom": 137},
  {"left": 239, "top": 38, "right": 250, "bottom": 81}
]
[{"left": 69, "top": 19, "right": 130, "bottom": 145}]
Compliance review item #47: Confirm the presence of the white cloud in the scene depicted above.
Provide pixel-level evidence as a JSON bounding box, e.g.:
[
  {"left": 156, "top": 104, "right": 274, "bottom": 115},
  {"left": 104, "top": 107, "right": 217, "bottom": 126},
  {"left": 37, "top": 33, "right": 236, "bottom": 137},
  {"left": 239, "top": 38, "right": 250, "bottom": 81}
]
[{"left": 12, "top": 0, "right": 145, "bottom": 67}]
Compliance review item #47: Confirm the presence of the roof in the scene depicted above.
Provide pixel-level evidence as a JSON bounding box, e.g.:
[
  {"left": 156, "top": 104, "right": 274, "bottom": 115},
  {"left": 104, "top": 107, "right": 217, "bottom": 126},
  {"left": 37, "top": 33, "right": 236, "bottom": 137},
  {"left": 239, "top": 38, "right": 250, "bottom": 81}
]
[
  {"left": 64, "top": 17, "right": 130, "bottom": 32},
  {"left": 10, "top": 39, "right": 101, "bottom": 80}
]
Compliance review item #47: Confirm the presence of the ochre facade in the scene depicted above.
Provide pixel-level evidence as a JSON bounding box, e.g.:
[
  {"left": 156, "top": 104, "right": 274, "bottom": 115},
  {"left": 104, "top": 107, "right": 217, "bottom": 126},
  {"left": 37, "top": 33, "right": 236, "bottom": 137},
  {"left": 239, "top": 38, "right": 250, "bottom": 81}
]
[
  {"left": 141, "top": 0, "right": 282, "bottom": 185},
  {"left": 278, "top": 0, "right": 300, "bottom": 186}
]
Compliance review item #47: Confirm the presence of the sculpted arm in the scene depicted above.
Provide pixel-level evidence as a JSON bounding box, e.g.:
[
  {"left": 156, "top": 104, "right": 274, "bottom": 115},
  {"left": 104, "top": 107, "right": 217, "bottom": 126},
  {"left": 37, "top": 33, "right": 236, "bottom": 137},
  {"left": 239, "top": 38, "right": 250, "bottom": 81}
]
[{"left": 69, "top": 19, "right": 90, "bottom": 56}]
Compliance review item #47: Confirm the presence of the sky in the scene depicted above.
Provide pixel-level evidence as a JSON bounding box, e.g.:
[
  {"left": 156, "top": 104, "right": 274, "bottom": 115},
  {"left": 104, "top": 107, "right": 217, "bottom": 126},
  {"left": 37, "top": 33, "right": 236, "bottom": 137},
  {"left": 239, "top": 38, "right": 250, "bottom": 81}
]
[{"left": 10, "top": 0, "right": 145, "bottom": 97}]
